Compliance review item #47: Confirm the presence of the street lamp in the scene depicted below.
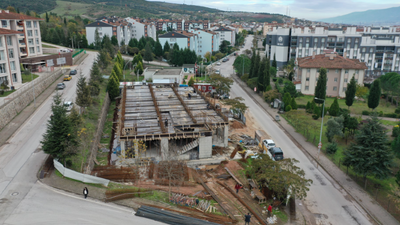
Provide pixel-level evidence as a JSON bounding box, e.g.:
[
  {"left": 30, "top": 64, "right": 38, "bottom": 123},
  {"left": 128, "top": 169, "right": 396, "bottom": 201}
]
[
  {"left": 123, "top": 60, "right": 132, "bottom": 82},
  {"left": 314, "top": 97, "right": 325, "bottom": 168}
]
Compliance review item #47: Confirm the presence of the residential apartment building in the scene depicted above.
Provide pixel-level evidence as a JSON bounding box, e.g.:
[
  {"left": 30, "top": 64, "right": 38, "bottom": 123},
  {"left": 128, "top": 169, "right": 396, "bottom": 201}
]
[
  {"left": 158, "top": 31, "right": 198, "bottom": 54},
  {"left": 296, "top": 52, "right": 367, "bottom": 97},
  {"left": 156, "top": 19, "right": 184, "bottom": 31},
  {"left": 265, "top": 26, "right": 400, "bottom": 76},
  {"left": 0, "top": 10, "right": 43, "bottom": 58},
  {"left": 86, "top": 21, "right": 115, "bottom": 46},
  {"left": 0, "top": 28, "right": 23, "bottom": 86},
  {"left": 125, "top": 18, "right": 156, "bottom": 40},
  {"left": 184, "top": 20, "right": 209, "bottom": 30},
  {"left": 188, "top": 29, "right": 220, "bottom": 58},
  {"left": 210, "top": 27, "right": 235, "bottom": 46}
]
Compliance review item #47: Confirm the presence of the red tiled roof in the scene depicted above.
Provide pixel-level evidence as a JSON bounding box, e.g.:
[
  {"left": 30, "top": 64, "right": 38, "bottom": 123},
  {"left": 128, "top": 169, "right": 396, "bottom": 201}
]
[
  {"left": 297, "top": 53, "right": 367, "bottom": 70},
  {"left": 0, "top": 10, "right": 44, "bottom": 20},
  {"left": 0, "top": 28, "right": 23, "bottom": 35}
]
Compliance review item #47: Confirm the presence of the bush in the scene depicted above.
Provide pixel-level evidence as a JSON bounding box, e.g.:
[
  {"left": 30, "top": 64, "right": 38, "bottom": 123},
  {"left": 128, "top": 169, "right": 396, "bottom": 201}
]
[
  {"left": 247, "top": 77, "right": 258, "bottom": 89},
  {"left": 278, "top": 78, "right": 283, "bottom": 84},
  {"left": 339, "top": 108, "right": 350, "bottom": 116},
  {"left": 285, "top": 105, "right": 292, "bottom": 112},
  {"left": 241, "top": 74, "right": 249, "bottom": 82},
  {"left": 362, "top": 110, "right": 370, "bottom": 115},
  {"left": 298, "top": 104, "right": 306, "bottom": 109},
  {"left": 383, "top": 113, "right": 398, "bottom": 118},
  {"left": 329, "top": 98, "right": 340, "bottom": 116},
  {"left": 395, "top": 106, "right": 400, "bottom": 114},
  {"left": 393, "top": 126, "right": 400, "bottom": 138},
  {"left": 312, "top": 114, "right": 320, "bottom": 120},
  {"left": 272, "top": 77, "right": 277, "bottom": 82},
  {"left": 0, "top": 89, "right": 4, "bottom": 95},
  {"left": 326, "top": 142, "right": 338, "bottom": 154},
  {"left": 379, "top": 111, "right": 384, "bottom": 117}
]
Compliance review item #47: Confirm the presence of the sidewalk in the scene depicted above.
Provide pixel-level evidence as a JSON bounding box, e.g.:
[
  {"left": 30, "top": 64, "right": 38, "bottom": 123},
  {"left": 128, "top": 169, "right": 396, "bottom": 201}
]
[{"left": 232, "top": 75, "right": 398, "bottom": 225}]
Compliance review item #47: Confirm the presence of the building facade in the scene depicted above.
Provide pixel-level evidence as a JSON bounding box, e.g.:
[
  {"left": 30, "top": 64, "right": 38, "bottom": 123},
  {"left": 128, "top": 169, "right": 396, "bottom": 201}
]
[
  {"left": 210, "top": 27, "right": 235, "bottom": 46},
  {"left": 158, "top": 31, "right": 198, "bottom": 55},
  {"left": 188, "top": 29, "right": 220, "bottom": 58},
  {"left": 296, "top": 52, "right": 367, "bottom": 97},
  {"left": 0, "top": 10, "right": 43, "bottom": 58},
  {"left": 0, "top": 28, "right": 23, "bottom": 86},
  {"left": 266, "top": 26, "right": 400, "bottom": 76}
]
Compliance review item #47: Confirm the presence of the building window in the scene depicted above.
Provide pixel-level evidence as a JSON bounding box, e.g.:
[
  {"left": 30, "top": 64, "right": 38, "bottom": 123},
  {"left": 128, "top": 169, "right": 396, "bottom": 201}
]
[
  {"left": 299, "top": 38, "right": 303, "bottom": 43},
  {"left": 0, "top": 63, "right": 6, "bottom": 73},
  {"left": 314, "top": 38, "right": 318, "bottom": 42},
  {"left": 370, "top": 48, "right": 373, "bottom": 53},
  {"left": 1, "top": 20, "right": 7, "bottom": 28},
  {"left": 355, "top": 38, "right": 359, "bottom": 43},
  {"left": 305, "top": 86, "right": 309, "bottom": 90},
  {"left": 28, "top": 38, "right": 34, "bottom": 46},
  {"left": 0, "top": 50, "right": 4, "bottom": 61},
  {"left": 333, "top": 86, "right": 337, "bottom": 91},
  {"left": 8, "top": 49, "right": 14, "bottom": 59},
  {"left": 202, "top": 86, "right": 206, "bottom": 91},
  {"left": 0, "top": 38, "right": 2, "bottom": 47},
  {"left": 362, "top": 48, "right": 366, "bottom": 53},
  {"left": 170, "top": 38, "right": 176, "bottom": 42},
  {"left": 10, "top": 61, "right": 16, "bottom": 71},
  {"left": 321, "top": 37, "right": 325, "bottom": 42},
  {"left": 343, "top": 87, "right": 347, "bottom": 92},
  {"left": 209, "top": 86, "right": 212, "bottom": 90},
  {"left": 307, "top": 69, "right": 310, "bottom": 73},
  {"left": 29, "top": 47, "right": 35, "bottom": 54},
  {"left": 37, "top": 46, "right": 40, "bottom": 53},
  {"left": 36, "top": 38, "right": 39, "bottom": 45},
  {"left": 334, "top": 78, "right": 338, "bottom": 82},
  {"left": 335, "top": 69, "right": 339, "bottom": 73},
  {"left": 327, "top": 69, "right": 330, "bottom": 72},
  {"left": 347, "top": 38, "right": 351, "bottom": 43},
  {"left": 6, "top": 36, "right": 12, "bottom": 46},
  {"left": 355, "top": 79, "right": 358, "bottom": 83},
  {"left": 344, "top": 78, "right": 348, "bottom": 83},
  {"left": 27, "top": 30, "right": 33, "bottom": 37},
  {"left": 26, "top": 21, "right": 32, "bottom": 28},
  {"left": 306, "top": 77, "right": 310, "bottom": 81},
  {"left": 35, "top": 30, "right": 38, "bottom": 36},
  {"left": 12, "top": 73, "right": 17, "bottom": 82},
  {"left": 345, "top": 70, "right": 349, "bottom": 74},
  {"left": 34, "top": 21, "right": 37, "bottom": 28}
]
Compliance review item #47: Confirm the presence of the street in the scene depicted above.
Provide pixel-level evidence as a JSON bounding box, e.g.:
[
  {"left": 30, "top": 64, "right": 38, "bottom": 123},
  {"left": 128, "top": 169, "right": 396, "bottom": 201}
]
[
  {"left": 215, "top": 35, "right": 373, "bottom": 224},
  {"left": 0, "top": 52, "right": 163, "bottom": 224}
]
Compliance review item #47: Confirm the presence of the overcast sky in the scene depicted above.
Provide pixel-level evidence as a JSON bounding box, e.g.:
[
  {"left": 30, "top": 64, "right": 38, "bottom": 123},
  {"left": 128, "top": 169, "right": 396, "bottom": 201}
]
[{"left": 148, "top": 0, "right": 400, "bottom": 20}]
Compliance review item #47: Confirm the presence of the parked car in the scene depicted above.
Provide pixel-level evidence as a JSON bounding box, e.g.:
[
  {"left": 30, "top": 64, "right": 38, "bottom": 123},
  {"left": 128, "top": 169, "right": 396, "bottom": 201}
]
[
  {"left": 64, "top": 101, "right": 73, "bottom": 112},
  {"left": 233, "top": 52, "right": 237, "bottom": 56},
  {"left": 262, "top": 139, "right": 276, "bottom": 151},
  {"left": 64, "top": 75, "right": 72, "bottom": 81},
  {"left": 268, "top": 147, "right": 284, "bottom": 161},
  {"left": 69, "top": 70, "right": 77, "bottom": 75},
  {"left": 215, "top": 69, "right": 220, "bottom": 74},
  {"left": 216, "top": 61, "right": 221, "bottom": 65},
  {"left": 57, "top": 83, "right": 65, "bottom": 89},
  {"left": 222, "top": 58, "right": 228, "bottom": 62},
  {"left": 219, "top": 93, "right": 230, "bottom": 99}
]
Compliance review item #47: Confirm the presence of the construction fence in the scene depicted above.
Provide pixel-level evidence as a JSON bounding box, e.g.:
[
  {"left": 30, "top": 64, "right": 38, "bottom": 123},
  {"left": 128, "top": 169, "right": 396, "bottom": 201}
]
[
  {"left": 54, "top": 159, "right": 110, "bottom": 186},
  {"left": 0, "top": 68, "right": 65, "bottom": 131},
  {"left": 84, "top": 92, "right": 111, "bottom": 174}
]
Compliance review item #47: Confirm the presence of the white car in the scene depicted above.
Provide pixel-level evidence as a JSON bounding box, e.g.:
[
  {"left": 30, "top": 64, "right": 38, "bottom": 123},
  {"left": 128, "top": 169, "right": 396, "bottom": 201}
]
[
  {"left": 64, "top": 101, "right": 73, "bottom": 112},
  {"left": 216, "top": 61, "right": 221, "bottom": 65},
  {"left": 262, "top": 139, "right": 276, "bottom": 152},
  {"left": 215, "top": 69, "right": 220, "bottom": 74}
]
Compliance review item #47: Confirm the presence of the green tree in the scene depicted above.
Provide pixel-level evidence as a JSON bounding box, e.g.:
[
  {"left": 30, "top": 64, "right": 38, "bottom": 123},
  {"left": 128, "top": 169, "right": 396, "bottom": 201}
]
[
  {"left": 314, "top": 68, "right": 327, "bottom": 105},
  {"left": 90, "top": 62, "right": 102, "bottom": 83},
  {"left": 233, "top": 54, "right": 251, "bottom": 76},
  {"left": 138, "top": 36, "right": 146, "bottom": 50},
  {"left": 290, "top": 97, "right": 298, "bottom": 110},
  {"left": 111, "top": 35, "right": 118, "bottom": 46},
  {"left": 219, "top": 40, "right": 230, "bottom": 53},
  {"left": 81, "top": 34, "right": 88, "bottom": 48},
  {"left": 163, "top": 41, "right": 170, "bottom": 54},
  {"left": 326, "top": 142, "right": 338, "bottom": 154},
  {"left": 313, "top": 105, "right": 320, "bottom": 119},
  {"left": 326, "top": 116, "right": 344, "bottom": 142},
  {"left": 133, "top": 53, "right": 143, "bottom": 66},
  {"left": 282, "top": 92, "right": 291, "bottom": 111},
  {"left": 393, "top": 135, "right": 400, "bottom": 158},
  {"left": 112, "top": 63, "right": 123, "bottom": 81},
  {"left": 41, "top": 93, "right": 77, "bottom": 165},
  {"left": 264, "top": 57, "right": 270, "bottom": 89},
  {"left": 97, "top": 49, "right": 111, "bottom": 69},
  {"left": 250, "top": 52, "right": 260, "bottom": 78},
  {"left": 107, "top": 75, "right": 120, "bottom": 100},
  {"left": 221, "top": 97, "right": 248, "bottom": 115},
  {"left": 343, "top": 115, "right": 393, "bottom": 188},
  {"left": 284, "top": 81, "right": 297, "bottom": 98},
  {"left": 345, "top": 76, "right": 357, "bottom": 109},
  {"left": 116, "top": 51, "right": 124, "bottom": 68},
  {"left": 270, "top": 66, "right": 277, "bottom": 77},
  {"left": 76, "top": 75, "right": 92, "bottom": 112},
  {"left": 272, "top": 53, "right": 277, "bottom": 68},
  {"left": 209, "top": 74, "right": 233, "bottom": 95},
  {"left": 257, "top": 58, "right": 266, "bottom": 93},
  {"left": 128, "top": 38, "right": 138, "bottom": 48},
  {"left": 154, "top": 39, "right": 163, "bottom": 57},
  {"left": 45, "top": 12, "right": 49, "bottom": 22},
  {"left": 134, "top": 61, "right": 144, "bottom": 76},
  {"left": 143, "top": 42, "right": 154, "bottom": 63},
  {"left": 188, "top": 77, "right": 195, "bottom": 86},
  {"left": 368, "top": 79, "right": 381, "bottom": 110},
  {"left": 249, "top": 50, "right": 256, "bottom": 78},
  {"left": 329, "top": 98, "right": 340, "bottom": 116}
]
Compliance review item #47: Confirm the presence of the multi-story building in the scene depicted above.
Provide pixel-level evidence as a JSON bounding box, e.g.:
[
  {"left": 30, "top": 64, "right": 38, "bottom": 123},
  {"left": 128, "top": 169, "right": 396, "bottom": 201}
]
[
  {"left": 158, "top": 31, "right": 198, "bottom": 54},
  {"left": 265, "top": 26, "right": 400, "bottom": 76},
  {"left": 0, "top": 10, "right": 43, "bottom": 58},
  {"left": 156, "top": 19, "right": 184, "bottom": 31},
  {"left": 125, "top": 18, "right": 156, "bottom": 41},
  {"left": 0, "top": 28, "right": 23, "bottom": 86},
  {"left": 296, "top": 52, "right": 367, "bottom": 97},
  {"left": 210, "top": 27, "right": 236, "bottom": 46},
  {"left": 188, "top": 29, "right": 220, "bottom": 58},
  {"left": 184, "top": 20, "right": 209, "bottom": 31}
]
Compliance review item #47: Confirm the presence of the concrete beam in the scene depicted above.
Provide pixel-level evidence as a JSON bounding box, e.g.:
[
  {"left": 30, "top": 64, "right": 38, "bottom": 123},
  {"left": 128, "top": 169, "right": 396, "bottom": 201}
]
[{"left": 224, "top": 125, "right": 229, "bottom": 147}]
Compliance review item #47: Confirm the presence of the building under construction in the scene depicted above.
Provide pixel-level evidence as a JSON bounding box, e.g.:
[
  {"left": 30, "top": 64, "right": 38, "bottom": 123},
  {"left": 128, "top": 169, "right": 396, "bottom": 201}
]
[{"left": 115, "top": 83, "right": 229, "bottom": 162}]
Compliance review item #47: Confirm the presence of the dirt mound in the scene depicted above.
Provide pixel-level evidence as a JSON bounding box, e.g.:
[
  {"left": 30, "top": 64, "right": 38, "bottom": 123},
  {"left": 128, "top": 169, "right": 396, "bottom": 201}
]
[{"left": 231, "top": 120, "right": 246, "bottom": 129}]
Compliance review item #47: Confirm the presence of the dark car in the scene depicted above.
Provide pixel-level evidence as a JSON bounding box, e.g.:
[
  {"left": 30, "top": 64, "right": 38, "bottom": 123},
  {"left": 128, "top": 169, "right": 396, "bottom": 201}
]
[
  {"left": 69, "top": 70, "right": 77, "bottom": 75},
  {"left": 57, "top": 83, "right": 66, "bottom": 89},
  {"left": 268, "top": 147, "right": 284, "bottom": 161},
  {"left": 222, "top": 58, "right": 228, "bottom": 62}
]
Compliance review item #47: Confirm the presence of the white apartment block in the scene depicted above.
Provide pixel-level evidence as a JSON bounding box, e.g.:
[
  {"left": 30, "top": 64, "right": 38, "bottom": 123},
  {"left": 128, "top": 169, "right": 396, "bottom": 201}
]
[
  {"left": 266, "top": 26, "right": 400, "bottom": 76},
  {"left": 188, "top": 29, "right": 220, "bottom": 58},
  {"left": 0, "top": 28, "right": 23, "bottom": 86},
  {"left": 125, "top": 18, "right": 157, "bottom": 41},
  {"left": 210, "top": 27, "right": 236, "bottom": 46},
  {"left": 158, "top": 31, "right": 198, "bottom": 55},
  {"left": 0, "top": 10, "right": 43, "bottom": 58},
  {"left": 297, "top": 52, "right": 367, "bottom": 98}
]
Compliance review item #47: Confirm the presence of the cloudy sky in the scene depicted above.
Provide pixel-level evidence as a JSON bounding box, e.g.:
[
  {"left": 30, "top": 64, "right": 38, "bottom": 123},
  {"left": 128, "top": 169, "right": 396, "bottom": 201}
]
[{"left": 148, "top": 0, "right": 400, "bottom": 20}]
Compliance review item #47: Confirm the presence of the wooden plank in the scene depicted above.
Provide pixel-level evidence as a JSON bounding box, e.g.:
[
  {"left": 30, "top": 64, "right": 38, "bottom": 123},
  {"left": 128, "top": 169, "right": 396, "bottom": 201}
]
[{"left": 224, "top": 167, "right": 243, "bottom": 186}]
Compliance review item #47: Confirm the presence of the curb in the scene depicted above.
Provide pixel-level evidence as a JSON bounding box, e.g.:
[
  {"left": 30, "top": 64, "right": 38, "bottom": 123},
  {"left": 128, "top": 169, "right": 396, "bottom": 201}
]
[{"left": 231, "top": 74, "right": 383, "bottom": 225}]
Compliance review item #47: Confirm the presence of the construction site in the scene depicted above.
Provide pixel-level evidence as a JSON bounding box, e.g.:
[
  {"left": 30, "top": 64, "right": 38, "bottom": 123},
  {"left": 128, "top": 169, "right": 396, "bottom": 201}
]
[{"left": 113, "top": 83, "right": 229, "bottom": 163}]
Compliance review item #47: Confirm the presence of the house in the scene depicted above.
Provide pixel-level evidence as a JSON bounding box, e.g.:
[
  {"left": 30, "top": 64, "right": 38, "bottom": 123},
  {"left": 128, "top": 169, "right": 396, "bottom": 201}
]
[
  {"left": 0, "top": 28, "right": 23, "bottom": 86},
  {"left": 188, "top": 29, "right": 220, "bottom": 57},
  {"left": 158, "top": 31, "right": 198, "bottom": 54},
  {"left": 296, "top": 52, "right": 368, "bottom": 97},
  {"left": 210, "top": 27, "right": 235, "bottom": 46},
  {"left": 143, "top": 67, "right": 184, "bottom": 84},
  {"left": 0, "top": 10, "right": 44, "bottom": 58},
  {"left": 193, "top": 83, "right": 215, "bottom": 93}
]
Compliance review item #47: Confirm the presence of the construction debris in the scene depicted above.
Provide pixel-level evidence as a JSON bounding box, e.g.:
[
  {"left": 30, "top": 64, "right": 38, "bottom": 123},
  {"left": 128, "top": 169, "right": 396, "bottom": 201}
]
[{"left": 267, "top": 215, "right": 278, "bottom": 224}]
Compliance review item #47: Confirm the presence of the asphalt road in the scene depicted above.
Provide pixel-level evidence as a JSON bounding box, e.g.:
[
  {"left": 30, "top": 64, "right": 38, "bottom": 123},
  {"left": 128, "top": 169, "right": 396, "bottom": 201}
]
[
  {"left": 0, "top": 52, "right": 164, "bottom": 224},
  {"left": 215, "top": 35, "right": 373, "bottom": 225}
]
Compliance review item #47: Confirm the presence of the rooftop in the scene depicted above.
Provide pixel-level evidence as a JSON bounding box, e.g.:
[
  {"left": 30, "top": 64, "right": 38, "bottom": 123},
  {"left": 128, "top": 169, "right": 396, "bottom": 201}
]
[
  {"left": 297, "top": 53, "right": 368, "bottom": 70},
  {"left": 0, "top": 10, "right": 44, "bottom": 20},
  {"left": 147, "top": 68, "right": 182, "bottom": 75},
  {"left": 0, "top": 28, "right": 23, "bottom": 35}
]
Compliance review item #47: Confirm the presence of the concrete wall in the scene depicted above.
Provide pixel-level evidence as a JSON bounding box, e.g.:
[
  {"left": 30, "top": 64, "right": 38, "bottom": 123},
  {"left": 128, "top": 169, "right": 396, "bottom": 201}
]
[{"left": 199, "top": 136, "right": 212, "bottom": 159}]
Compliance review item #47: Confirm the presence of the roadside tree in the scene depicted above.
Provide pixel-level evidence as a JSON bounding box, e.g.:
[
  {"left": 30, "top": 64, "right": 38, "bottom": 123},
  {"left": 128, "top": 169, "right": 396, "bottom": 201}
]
[
  {"left": 314, "top": 68, "right": 327, "bottom": 105},
  {"left": 345, "top": 76, "right": 357, "bottom": 109},
  {"left": 209, "top": 74, "right": 233, "bottom": 95},
  {"left": 368, "top": 79, "right": 381, "bottom": 110}
]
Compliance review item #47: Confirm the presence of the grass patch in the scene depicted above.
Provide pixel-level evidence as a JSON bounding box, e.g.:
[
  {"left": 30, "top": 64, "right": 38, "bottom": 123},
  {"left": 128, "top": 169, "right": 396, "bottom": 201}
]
[
  {"left": 273, "top": 209, "right": 288, "bottom": 223},
  {"left": 46, "top": 0, "right": 92, "bottom": 19},
  {"left": 42, "top": 44, "right": 57, "bottom": 48},
  {"left": 381, "top": 120, "right": 399, "bottom": 126},
  {"left": 0, "top": 89, "right": 16, "bottom": 97},
  {"left": 123, "top": 70, "right": 144, "bottom": 82},
  {"left": 296, "top": 95, "right": 397, "bottom": 116},
  {"left": 21, "top": 73, "right": 39, "bottom": 83}
]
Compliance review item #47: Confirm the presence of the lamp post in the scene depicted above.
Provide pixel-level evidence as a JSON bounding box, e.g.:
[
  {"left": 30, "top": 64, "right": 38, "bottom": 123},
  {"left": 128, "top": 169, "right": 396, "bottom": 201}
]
[
  {"left": 314, "top": 97, "right": 325, "bottom": 168},
  {"left": 123, "top": 60, "right": 132, "bottom": 82}
]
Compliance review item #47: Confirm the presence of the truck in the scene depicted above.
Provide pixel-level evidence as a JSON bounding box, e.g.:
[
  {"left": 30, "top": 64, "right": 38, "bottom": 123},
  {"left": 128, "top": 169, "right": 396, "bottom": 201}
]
[{"left": 254, "top": 130, "right": 276, "bottom": 153}]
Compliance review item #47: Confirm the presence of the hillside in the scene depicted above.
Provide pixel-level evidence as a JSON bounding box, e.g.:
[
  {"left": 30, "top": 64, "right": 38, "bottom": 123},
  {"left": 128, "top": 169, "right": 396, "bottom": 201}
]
[{"left": 321, "top": 6, "right": 400, "bottom": 25}]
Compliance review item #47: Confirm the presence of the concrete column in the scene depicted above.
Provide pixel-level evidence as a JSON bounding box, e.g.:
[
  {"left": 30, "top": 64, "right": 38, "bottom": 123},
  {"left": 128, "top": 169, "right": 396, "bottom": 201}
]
[
  {"left": 161, "top": 138, "right": 169, "bottom": 160},
  {"left": 224, "top": 125, "right": 229, "bottom": 147},
  {"left": 120, "top": 141, "right": 126, "bottom": 158},
  {"left": 199, "top": 136, "right": 212, "bottom": 159},
  {"left": 134, "top": 141, "right": 139, "bottom": 158}
]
